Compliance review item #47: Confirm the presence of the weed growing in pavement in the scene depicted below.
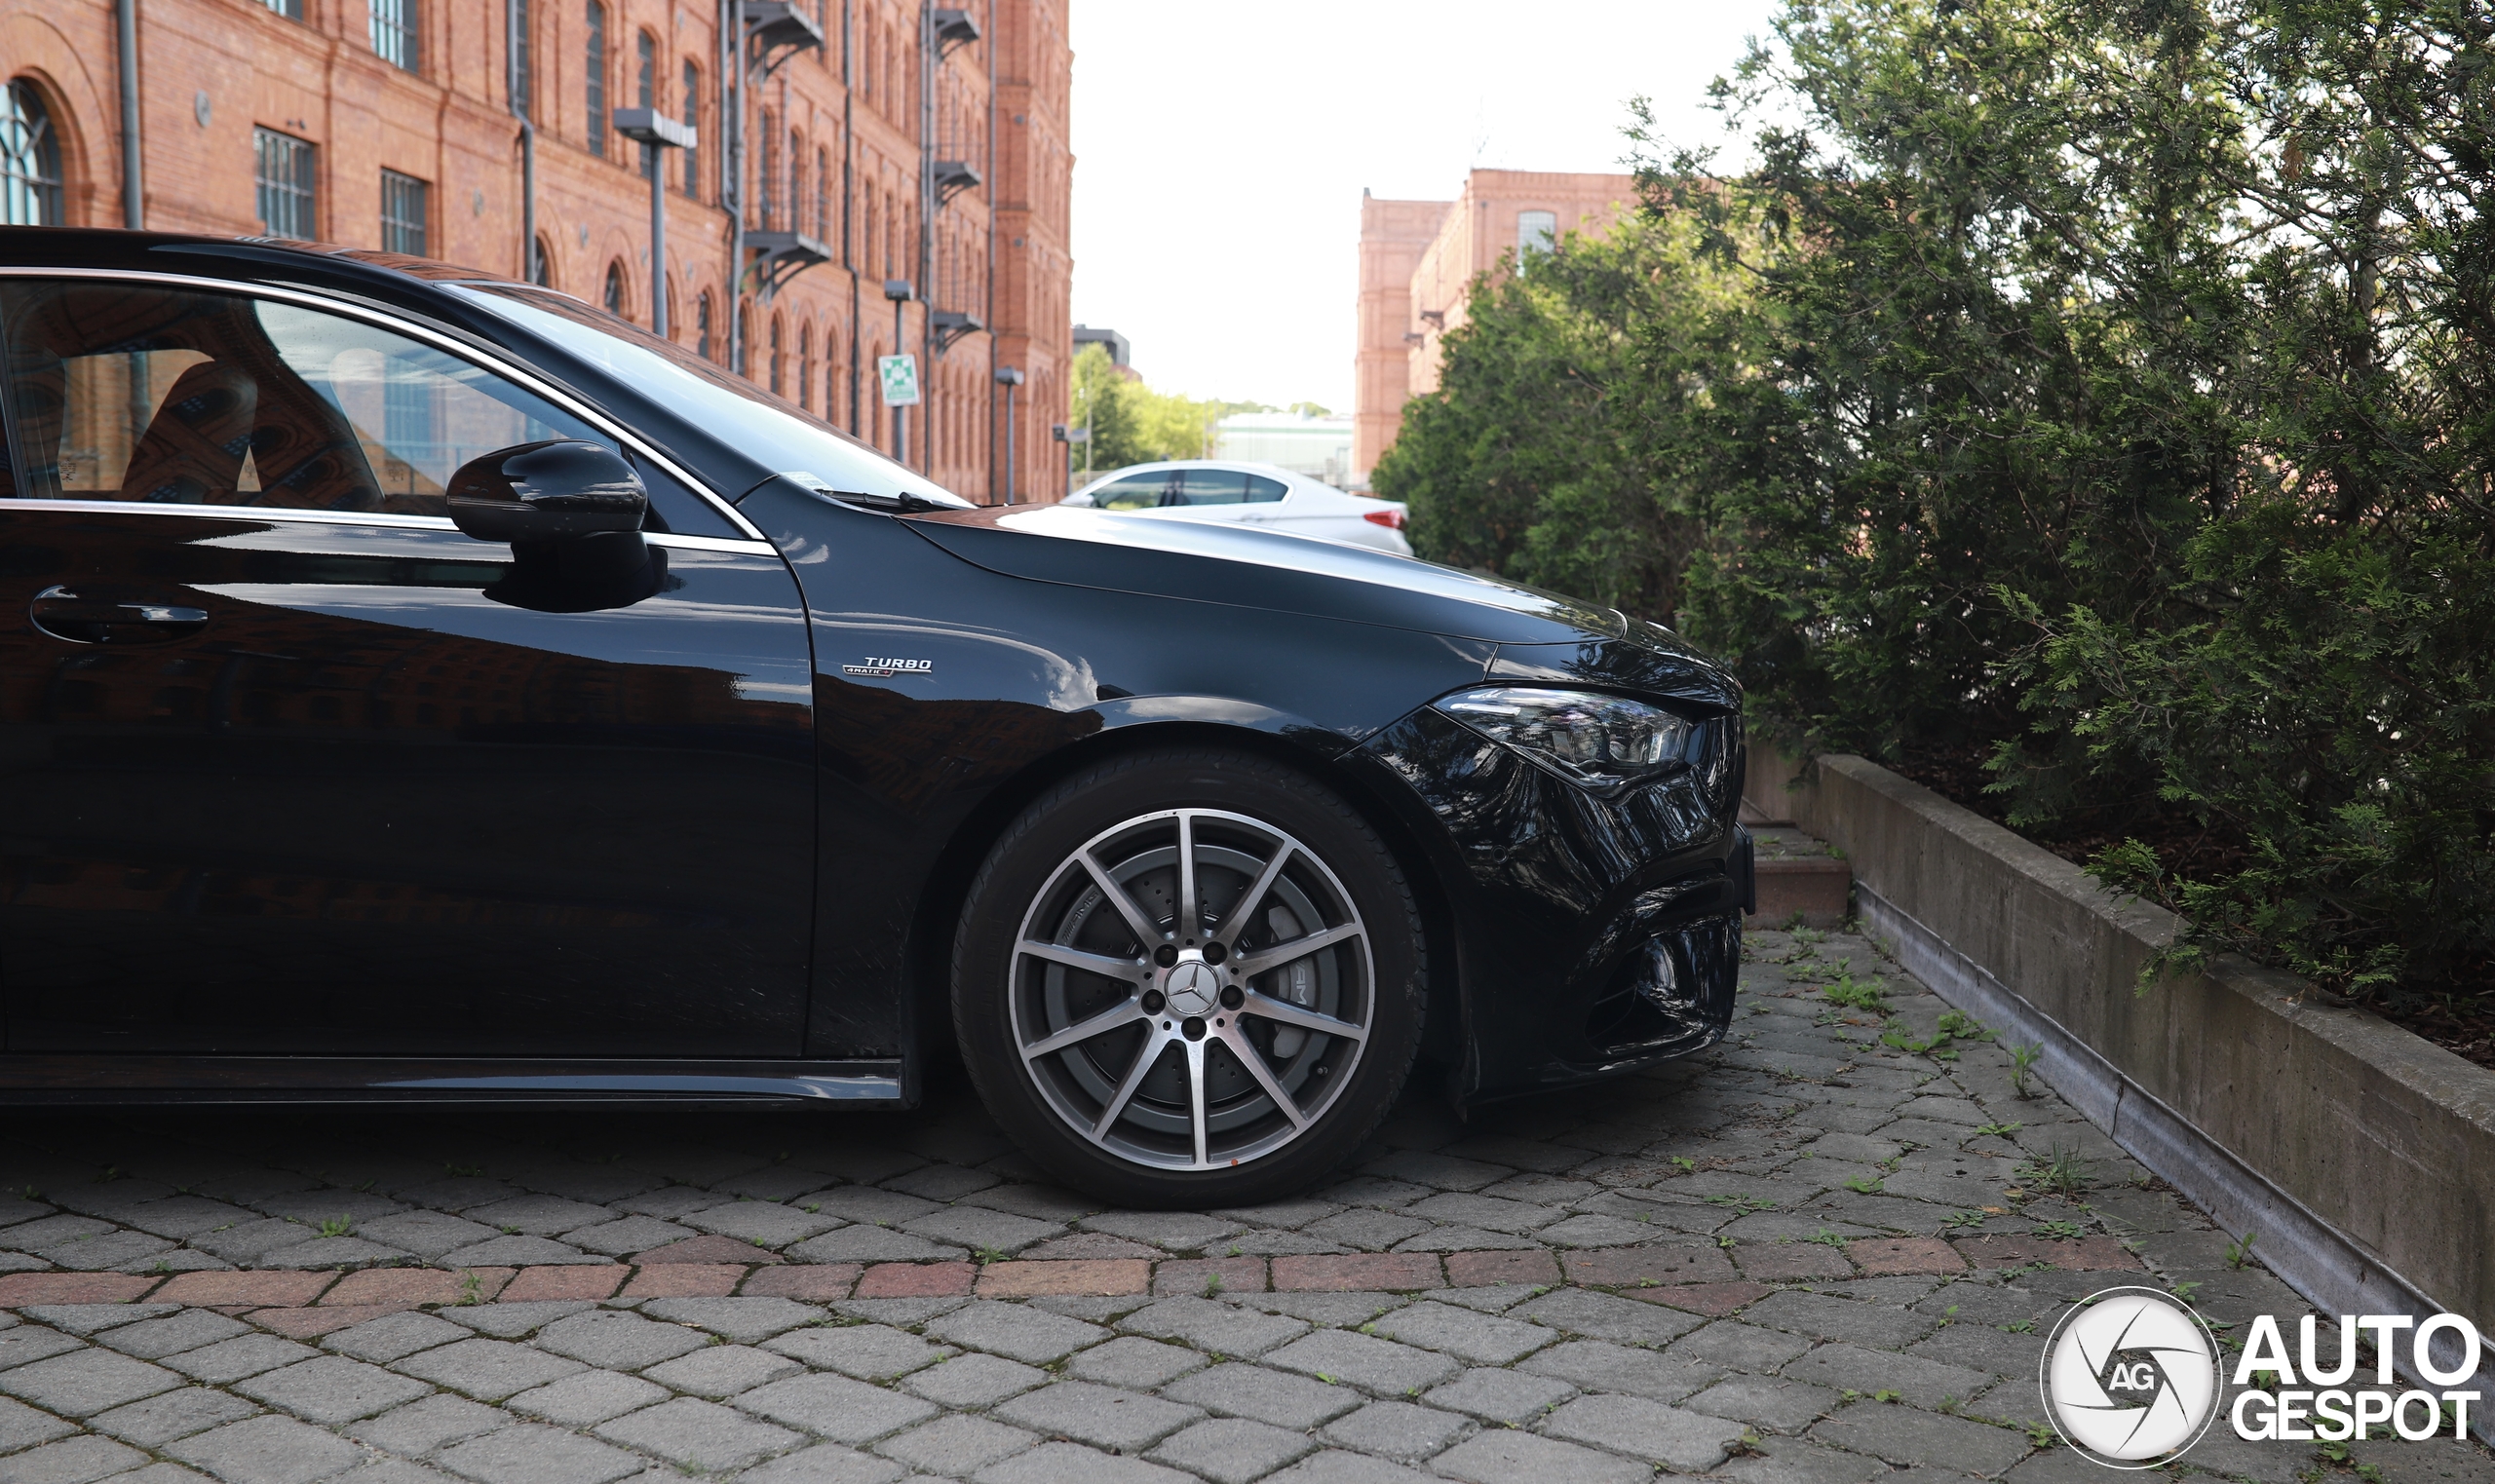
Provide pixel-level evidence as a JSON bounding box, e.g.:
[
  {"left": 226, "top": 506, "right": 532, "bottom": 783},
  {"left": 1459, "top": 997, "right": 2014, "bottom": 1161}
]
[
  {"left": 1822, "top": 972, "right": 1888, "bottom": 1012},
  {"left": 2226, "top": 1229, "right": 2260, "bottom": 1269},
  {"left": 1844, "top": 1175, "right": 1885, "bottom": 1194},
  {"left": 319, "top": 1215, "right": 355, "bottom": 1238},
  {"left": 1704, "top": 1194, "right": 1777, "bottom": 1213},
  {"left": 2032, "top": 1220, "right": 2086, "bottom": 1240},
  {"left": 1974, "top": 1122, "right": 2023, "bottom": 1138},
  {"left": 2018, "top": 1146, "right": 2091, "bottom": 1197},
  {"left": 2010, "top": 1043, "right": 2044, "bottom": 1097},
  {"left": 499, "top": 1226, "right": 521, "bottom": 1236},
  {"left": 2026, "top": 1423, "right": 2057, "bottom": 1447},
  {"left": 1203, "top": 1272, "right": 1223, "bottom": 1297},
  {"left": 2004, "top": 1318, "right": 2037, "bottom": 1334},
  {"left": 1942, "top": 1209, "right": 1985, "bottom": 1230},
  {"left": 444, "top": 1161, "right": 484, "bottom": 1177},
  {"left": 973, "top": 1246, "right": 1008, "bottom": 1266},
  {"left": 457, "top": 1270, "right": 483, "bottom": 1305},
  {"left": 1873, "top": 1389, "right": 1902, "bottom": 1403},
  {"left": 1807, "top": 1229, "right": 1851, "bottom": 1248},
  {"left": 2170, "top": 1280, "right": 2203, "bottom": 1303}
]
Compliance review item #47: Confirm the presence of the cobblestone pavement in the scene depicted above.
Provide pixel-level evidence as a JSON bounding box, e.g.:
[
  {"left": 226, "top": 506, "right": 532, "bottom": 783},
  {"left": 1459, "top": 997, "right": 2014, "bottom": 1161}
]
[{"left": 2, "top": 925, "right": 2489, "bottom": 1484}]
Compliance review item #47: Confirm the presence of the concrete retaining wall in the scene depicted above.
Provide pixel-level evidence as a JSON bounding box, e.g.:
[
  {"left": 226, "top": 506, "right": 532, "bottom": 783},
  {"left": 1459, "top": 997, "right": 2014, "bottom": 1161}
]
[{"left": 1747, "top": 749, "right": 2495, "bottom": 1380}]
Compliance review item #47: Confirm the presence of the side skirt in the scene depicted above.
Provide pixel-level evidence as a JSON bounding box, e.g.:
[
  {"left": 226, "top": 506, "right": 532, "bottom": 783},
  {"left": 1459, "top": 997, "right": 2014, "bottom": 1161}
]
[{"left": 0, "top": 1056, "right": 907, "bottom": 1107}]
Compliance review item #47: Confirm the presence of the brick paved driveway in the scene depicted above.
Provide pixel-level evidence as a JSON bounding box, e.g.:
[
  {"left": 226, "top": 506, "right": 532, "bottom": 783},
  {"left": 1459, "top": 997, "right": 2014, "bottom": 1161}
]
[{"left": 1, "top": 926, "right": 2487, "bottom": 1484}]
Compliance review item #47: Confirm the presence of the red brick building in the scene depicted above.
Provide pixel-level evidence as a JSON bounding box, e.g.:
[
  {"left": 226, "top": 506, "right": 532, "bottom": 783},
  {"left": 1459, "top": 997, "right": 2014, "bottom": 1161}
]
[
  {"left": 1352, "top": 170, "right": 1633, "bottom": 485},
  {"left": 2, "top": 0, "right": 1073, "bottom": 503}
]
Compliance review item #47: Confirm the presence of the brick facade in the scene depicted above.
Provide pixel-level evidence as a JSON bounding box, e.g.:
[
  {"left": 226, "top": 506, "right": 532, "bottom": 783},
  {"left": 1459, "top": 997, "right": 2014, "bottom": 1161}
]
[
  {"left": 5, "top": 0, "right": 1072, "bottom": 504},
  {"left": 1351, "top": 170, "right": 1633, "bottom": 485}
]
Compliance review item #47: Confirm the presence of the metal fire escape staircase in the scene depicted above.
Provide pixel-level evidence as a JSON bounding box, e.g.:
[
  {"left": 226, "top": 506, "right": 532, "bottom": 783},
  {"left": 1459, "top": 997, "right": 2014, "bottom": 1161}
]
[
  {"left": 738, "top": 0, "right": 827, "bottom": 303},
  {"left": 924, "top": 6, "right": 983, "bottom": 354}
]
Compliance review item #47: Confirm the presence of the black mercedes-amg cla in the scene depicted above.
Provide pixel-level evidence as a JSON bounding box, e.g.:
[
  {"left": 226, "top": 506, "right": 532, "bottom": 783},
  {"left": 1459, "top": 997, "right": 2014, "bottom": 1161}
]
[{"left": 0, "top": 232, "right": 1750, "bottom": 1206}]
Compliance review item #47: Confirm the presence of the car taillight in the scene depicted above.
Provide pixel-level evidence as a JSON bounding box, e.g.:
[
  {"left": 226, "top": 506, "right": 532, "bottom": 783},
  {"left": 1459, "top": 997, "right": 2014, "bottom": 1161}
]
[{"left": 1363, "top": 508, "right": 1405, "bottom": 530}]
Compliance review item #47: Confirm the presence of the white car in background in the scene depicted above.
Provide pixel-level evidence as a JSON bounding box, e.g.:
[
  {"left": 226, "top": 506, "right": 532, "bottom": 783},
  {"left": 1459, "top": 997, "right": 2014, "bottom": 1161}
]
[{"left": 1061, "top": 460, "right": 1412, "bottom": 555}]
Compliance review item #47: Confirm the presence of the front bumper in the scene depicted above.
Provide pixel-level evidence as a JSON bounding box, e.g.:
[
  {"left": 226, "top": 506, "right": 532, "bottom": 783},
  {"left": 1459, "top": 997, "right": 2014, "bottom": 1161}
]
[{"left": 1354, "top": 702, "right": 1746, "bottom": 1102}]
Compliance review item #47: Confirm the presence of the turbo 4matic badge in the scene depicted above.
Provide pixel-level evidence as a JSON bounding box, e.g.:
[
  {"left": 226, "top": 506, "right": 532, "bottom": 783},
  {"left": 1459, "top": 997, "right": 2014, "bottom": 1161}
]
[{"left": 842, "top": 657, "right": 934, "bottom": 678}]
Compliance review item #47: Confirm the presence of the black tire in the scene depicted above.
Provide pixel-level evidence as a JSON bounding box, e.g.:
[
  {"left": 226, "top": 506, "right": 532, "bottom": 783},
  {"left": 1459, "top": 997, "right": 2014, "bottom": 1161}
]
[{"left": 953, "top": 748, "right": 1426, "bottom": 1208}]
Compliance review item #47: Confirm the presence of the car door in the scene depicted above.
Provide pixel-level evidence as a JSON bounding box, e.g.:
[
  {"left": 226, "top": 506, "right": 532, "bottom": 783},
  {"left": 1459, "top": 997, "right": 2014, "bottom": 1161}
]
[{"left": 0, "top": 275, "right": 816, "bottom": 1057}]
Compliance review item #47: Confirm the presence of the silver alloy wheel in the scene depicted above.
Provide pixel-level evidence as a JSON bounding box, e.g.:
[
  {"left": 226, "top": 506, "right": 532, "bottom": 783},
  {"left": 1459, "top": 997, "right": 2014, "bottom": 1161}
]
[{"left": 1008, "top": 807, "right": 1375, "bottom": 1171}]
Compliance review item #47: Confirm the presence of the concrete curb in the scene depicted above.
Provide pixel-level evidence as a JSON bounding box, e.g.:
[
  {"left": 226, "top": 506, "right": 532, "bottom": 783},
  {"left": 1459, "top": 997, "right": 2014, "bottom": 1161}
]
[{"left": 1749, "top": 748, "right": 2495, "bottom": 1417}]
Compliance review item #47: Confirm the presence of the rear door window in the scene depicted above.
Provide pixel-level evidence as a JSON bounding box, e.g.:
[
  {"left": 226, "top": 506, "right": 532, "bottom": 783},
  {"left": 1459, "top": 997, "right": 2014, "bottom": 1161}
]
[
  {"left": 1246, "top": 474, "right": 1287, "bottom": 503},
  {"left": 1175, "top": 469, "right": 1251, "bottom": 506}
]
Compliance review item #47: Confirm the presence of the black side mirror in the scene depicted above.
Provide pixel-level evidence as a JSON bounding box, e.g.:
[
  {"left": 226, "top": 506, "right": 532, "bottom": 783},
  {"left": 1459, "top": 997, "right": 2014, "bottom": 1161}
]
[
  {"left": 449, "top": 440, "right": 665, "bottom": 612},
  {"left": 447, "top": 439, "right": 648, "bottom": 542}
]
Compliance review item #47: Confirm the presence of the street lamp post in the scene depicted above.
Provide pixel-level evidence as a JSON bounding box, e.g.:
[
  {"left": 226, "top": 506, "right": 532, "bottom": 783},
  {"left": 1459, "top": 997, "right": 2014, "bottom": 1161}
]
[
  {"left": 884, "top": 278, "right": 915, "bottom": 466},
  {"left": 993, "top": 364, "right": 1022, "bottom": 505},
  {"left": 614, "top": 108, "right": 695, "bottom": 336}
]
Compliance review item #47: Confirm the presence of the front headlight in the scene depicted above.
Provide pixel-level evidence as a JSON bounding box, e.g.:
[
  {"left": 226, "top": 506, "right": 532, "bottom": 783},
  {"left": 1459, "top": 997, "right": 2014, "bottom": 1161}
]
[{"left": 1433, "top": 686, "right": 1696, "bottom": 795}]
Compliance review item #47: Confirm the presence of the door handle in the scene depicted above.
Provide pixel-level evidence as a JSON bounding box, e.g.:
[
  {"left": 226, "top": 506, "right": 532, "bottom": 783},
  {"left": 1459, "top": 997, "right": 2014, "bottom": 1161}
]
[{"left": 29, "top": 586, "right": 210, "bottom": 645}]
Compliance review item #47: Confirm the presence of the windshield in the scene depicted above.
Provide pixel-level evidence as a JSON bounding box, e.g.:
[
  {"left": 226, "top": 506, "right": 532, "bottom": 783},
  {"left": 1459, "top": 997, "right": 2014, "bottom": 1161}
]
[{"left": 445, "top": 284, "right": 970, "bottom": 508}]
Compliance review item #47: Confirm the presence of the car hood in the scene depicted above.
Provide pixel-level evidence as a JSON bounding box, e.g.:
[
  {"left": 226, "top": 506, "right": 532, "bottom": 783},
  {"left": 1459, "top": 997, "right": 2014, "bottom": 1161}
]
[
  {"left": 902, "top": 505, "right": 1623, "bottom": 645},
  {"left": 902, "top": 506, "right": 1743, "bottom": 709}
]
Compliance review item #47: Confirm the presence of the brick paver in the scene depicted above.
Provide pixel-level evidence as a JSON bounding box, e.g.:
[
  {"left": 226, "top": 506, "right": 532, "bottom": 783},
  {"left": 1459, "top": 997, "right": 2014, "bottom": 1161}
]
[{"left": 2, "top": 918, "right": 2486, "bottom": 1483}]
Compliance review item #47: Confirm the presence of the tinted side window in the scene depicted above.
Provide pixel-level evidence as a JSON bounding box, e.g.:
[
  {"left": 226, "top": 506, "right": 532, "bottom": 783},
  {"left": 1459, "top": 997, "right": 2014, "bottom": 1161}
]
[
  {"left": 1176, "top": 469, "right": 1249, "bottom": 506},
  {"left": 1092, "top": 472, "right": 1170, "bottom": 510},
  {"left": 1245, "top": 474, "right": 1286, "bottom": 503},
  {"left": 0, "top": 280, "right": 606, "bottom": 517}
]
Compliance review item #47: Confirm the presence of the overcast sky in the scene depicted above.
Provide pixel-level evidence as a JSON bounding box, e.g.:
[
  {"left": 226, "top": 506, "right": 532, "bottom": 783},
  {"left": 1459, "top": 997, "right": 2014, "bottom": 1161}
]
[{"left": 1065, "top": 1, "right": 1787, "bottom": 412}]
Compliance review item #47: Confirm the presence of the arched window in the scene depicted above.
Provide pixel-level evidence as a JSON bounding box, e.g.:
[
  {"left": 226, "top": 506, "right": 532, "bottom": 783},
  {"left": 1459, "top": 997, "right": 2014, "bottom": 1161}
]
[
  {"left": 531, "top": 236, "right": 555, "bottom": 286},
  {"left": 799, "top": 322, "right": 813, "bottom": 410},
  {"left": 603, "top": 261, "right": 627, "bottom": 319},
  {"left": 696, "top": 290, "right": 713, "bottom": 361},
  {"left": 0, "top": 81, "right": 64, "bottom": 226},
  {"left": 787, "top": 129, "right": 802, "bottom": 237},
  {"left": 769, "top": 315, "right": 785, "bottom": 395}
]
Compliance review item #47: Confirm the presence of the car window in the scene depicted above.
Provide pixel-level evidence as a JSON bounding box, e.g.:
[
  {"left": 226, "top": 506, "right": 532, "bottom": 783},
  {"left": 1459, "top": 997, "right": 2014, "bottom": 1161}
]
[
  {"left": 449, "top": 284, "right": 968, "bottom": 509},
  {"left": 0, "top": 280, "right": 605, "bottom": 518},
  {"left": 1091, "top": 472, "right": 1171, "bottom": 510},
  {"left": 1175, "top": 469, "right": 1251, "bottom": 506},
  {"left": 1246, "top": 474, "right": 1287, "bottom": 503}
]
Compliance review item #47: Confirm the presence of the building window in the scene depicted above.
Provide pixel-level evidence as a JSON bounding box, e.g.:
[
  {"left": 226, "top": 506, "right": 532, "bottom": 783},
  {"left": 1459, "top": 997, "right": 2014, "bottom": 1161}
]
[
  {"left": 1517, "top": 209, "right": 1556, "bottom": 258},
  {"left": 371, "top": 0, "right": 420, "bottom": 71},
  {"left": 0, "top": 81, "right": 64, "bottom": 227},
  {"left": 799, "top": 323, "right": 813, "bottom": 409},
  {"left": 680, "top": 60, "right": 702, "bottom": 197},
  {"left": 509, "top": 0, "right": 532, "bottom": 119},
  {"left": 261, "top": 0, "right": 304, "bottom": 19},
  {"left": 769, "top": 316, "right": 784, "bottom": 394},
  {"left": 531, "top": 235, "right": 553, "bottom": 286},
  {"left": 758, "top": 111, "right": 777, "bottom": 229},
  {"left": 788, "top": 130, "right": 802, "bottom": 238},
  {"left": 696, "top": 290, "right": 712, "bottom": 361},
  {"left": 585, "top": 1, "right": 607, "bottom": 159},
  {"left": 636, "top": 31, "right": 657, "bottom": 178},
  {"left": 380, "top": 170, "right": 428, "bottom": 255},
  {"left": 815, "top": 145, "right": 829, "bottom": 242},
  {"left": 254, "top": 128, "right": 317, "bottom": 240},
  {"left": 603, "top": 261, "right": 626, "bottom": 318}
]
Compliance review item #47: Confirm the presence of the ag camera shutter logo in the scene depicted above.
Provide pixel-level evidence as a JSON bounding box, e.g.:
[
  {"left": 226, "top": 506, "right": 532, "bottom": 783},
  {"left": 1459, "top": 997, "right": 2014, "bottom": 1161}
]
[{"left": 2041, "top": 1287, "right": 2223, "bottom": 1467}]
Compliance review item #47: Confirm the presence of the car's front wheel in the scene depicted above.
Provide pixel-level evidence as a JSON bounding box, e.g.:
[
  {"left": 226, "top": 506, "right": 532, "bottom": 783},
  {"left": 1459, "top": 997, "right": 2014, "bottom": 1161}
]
[{"left": 953, "top": 749, "right": 1426, "bottom": 1207}]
